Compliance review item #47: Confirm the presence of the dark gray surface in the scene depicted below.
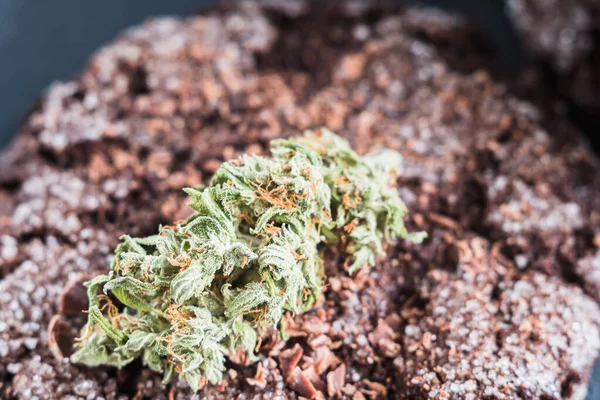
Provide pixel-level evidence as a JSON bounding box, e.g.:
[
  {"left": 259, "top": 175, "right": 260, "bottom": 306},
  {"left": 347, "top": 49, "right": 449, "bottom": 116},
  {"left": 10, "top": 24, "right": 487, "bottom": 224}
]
[
  {"left": 591, "top": 363, "right": 600, "bottom": 400},
  {"left": 0, "top": 1, "right": 597, "bottom": 398}
]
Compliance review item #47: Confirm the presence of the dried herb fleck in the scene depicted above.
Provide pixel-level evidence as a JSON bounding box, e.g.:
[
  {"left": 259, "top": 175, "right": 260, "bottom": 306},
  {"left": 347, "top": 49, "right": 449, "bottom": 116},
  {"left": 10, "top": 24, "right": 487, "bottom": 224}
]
[{"left": 71, "top": 128, "right": 425, "bottom": 390}]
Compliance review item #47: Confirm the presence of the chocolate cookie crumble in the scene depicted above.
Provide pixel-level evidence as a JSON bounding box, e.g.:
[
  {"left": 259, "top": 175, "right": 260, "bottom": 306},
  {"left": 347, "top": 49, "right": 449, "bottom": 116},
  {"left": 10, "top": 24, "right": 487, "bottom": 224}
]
[{"left": 1, "top": 2, "right": 600, "bottom": 399}]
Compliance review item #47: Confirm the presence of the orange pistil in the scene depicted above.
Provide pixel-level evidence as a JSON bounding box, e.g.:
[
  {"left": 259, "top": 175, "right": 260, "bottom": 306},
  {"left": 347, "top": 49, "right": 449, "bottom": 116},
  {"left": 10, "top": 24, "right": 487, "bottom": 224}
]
[
  {"left": 302, "top": 287, "right": 312, "bottom": 298},
  {"left": 264, "top": 222, "right": 283, "bottom": 237},
  {"left": 98, "top": 295, "right": 119, "bottom": 318},
  {"left": 234, "top": 213, "right": 255, "bottom": 225},
  {"left": 115, "top": 257, "right": 125, "bottom": 272},
  {"left": 197, "top": 376, "right": 207, "bottom": 390},
  {"left": 157, "top": 335, "right": 185, "bottom": 364},
  {"left": 343, "top": 217, "right": 360, "bottom": 233},
  {"left": 297, "top": 137, "right": 328, "bottom": 154},
  {"left": 331, "top": 175, "right": 351, "bottom": 187},
  {"left": 250, "top": 180, "right": 299, "bottom": 211},
  {"left": 76, "top": 323, "right": 94, "bottom": 342},
  {"left": 300, "top": 166, "right": 319, "bottom": 195},
  {"left": 243, "top": 307, "right": 268, "bottom": 325},
  {"left": 288, "top": 245, "right": 307, "bottom": 261},
  {"left": 354, "top": 188, "right": 361, "bottom": 202},
  {"left": 97, "top": 294, "right": 120, "bottom": 329},
  {"left": 164, "top": 304, "right": 193, "bottom": 334},
  {"left": 168, "top": 254, "right": 192, "bottom": 270},
  {"left": 343, "top": 257, "right": 351, "bottom": 271},
  {"left": 160, "top": 225, "right": 178, "bottom": 234},
  {"left": 254, "top": 336, "right": 263, "bottom": 353},
  {"left": 342, "top": 192, "right": 357, "bottom": 209}
]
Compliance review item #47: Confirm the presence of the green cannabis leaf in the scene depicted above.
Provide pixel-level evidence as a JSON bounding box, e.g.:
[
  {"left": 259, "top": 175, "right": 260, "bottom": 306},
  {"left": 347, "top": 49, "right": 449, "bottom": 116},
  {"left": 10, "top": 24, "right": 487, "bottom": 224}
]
[{"left": 71, "top": 128, "right": 425, "bottom": 391}]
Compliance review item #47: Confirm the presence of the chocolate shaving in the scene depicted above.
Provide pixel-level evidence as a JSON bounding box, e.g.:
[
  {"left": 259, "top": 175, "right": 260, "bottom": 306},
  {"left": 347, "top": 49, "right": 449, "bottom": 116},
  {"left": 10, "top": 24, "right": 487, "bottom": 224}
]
[
  {"left": 353, "top": 393, "right": 366, "bottom": 400},
  {"left": 58, "top": 274, "right": 90, "bottom": 316},
  {"left": 341, "top": 384, "right": 357, "bottom": 395},
  {"left": 307, "top": 334, "right": 332, "bottom": 350},
  {"left": 228, "top": 347, "right": 252, "bottom": 366},
  {"left": 300, "top": 315, "right": 329, "bottom": 335},
  {"left": 326, "top": 363, "right": 346, "bottom": 397},
  {"left": 282, "top": 314, "right": 308, "bottom": 337},
  {"left": 47, "top": 315, "right": 75, "bottom": 360},
  {"left": 368, "top": 319, "right": 401, "bottom": 357},
  {"left": 288, "top": 367, "right": 318, "bottom": 399},
  {"left": 384, "top": 313, "right": 402, "bottom": 331},
  {"left": 279, "top": 343, "right": 304, "bottom": 381},
  {"left": 362, "top": 380, "right": 387, "bottom": 398},
  {"left": 313, "top": 346, "right": 341, "bottom": 375},
  {"left": 328, "top": 277, "right": 342, "bottom": 292},
  {"left": 246, "top": 363, "right": 267, "bottom": 389},
  {"left": 303, "top": 365, "right": 327, "bottom": 393}
]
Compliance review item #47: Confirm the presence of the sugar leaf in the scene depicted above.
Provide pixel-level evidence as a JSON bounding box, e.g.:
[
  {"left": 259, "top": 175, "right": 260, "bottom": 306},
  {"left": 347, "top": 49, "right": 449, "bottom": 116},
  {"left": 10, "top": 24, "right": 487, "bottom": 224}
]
[{"left": 71, "top": 128, "right": 424, "bottom": 391}]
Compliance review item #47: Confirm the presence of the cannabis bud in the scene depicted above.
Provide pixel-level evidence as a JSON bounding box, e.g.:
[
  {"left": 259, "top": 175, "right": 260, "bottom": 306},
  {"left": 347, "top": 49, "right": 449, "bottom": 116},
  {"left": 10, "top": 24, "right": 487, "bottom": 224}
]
[{"left": 71, "top": 128, "right": 425, "bottom": 390}]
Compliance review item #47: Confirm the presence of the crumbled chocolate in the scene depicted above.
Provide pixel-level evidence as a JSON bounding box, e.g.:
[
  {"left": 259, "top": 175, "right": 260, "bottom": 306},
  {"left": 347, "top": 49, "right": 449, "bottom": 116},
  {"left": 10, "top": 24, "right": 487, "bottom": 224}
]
[
  {"left": 246, "top": 363, "right": 268, "bottom": 389},
  {"left": 507, "top": 0, "right": 600, "bottom": 120},
  {"left": 279, "top": 343, "right": 304, "bottom": 382},
  {"left": 311, "top": 345, "right": 341, "bottom": 376},
  {"left": 47, "top": 316, "right": 75, "bottom": 360},
  {"left": 303, "top": 365, "right": 327, "bottom": 393},
  {"left": 362, "top": 380, "right": 387, "bottom": 398},
  {"left": 327, "top": 364, "right": 346, "bottom": 397},
  {"left": 57, "top": 274, "right": 90, "bottom": 316},
  {"left": 288, "top": 367, "right": 318, "bottom": 399},
  {"left": 1, "top": 1, "right": 600, "bottom": 399},
  {"left": 368, "top": 319, "right": 401, "bottom": 358}
]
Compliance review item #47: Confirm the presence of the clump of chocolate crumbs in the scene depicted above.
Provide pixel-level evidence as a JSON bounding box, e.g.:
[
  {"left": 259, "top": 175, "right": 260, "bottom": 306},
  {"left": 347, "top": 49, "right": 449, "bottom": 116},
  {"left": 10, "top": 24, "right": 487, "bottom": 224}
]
[{"left": 1, "top": 1, "right": 600, "bottom": 399}]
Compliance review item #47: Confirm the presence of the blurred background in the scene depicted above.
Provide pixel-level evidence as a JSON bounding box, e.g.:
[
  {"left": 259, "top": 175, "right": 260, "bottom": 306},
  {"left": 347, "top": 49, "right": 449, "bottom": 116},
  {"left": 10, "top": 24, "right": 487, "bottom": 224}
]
[
  {"left": 0, "top": 0, "right": 597, "bottom": 398},
  {"left": 0, "top": 0, "right": 527, "bottom": 150}
]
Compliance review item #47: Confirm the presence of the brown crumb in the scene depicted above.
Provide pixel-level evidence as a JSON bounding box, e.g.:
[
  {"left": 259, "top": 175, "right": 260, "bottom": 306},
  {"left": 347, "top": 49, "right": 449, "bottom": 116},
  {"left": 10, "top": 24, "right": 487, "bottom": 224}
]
[
  {"left": 58, "top": 274, "right": 90, "bottom": 316},
  {"left": 279, "top": 343, "right": 304, "bottom": 382},
  {"left": 327, "top": 363, "right": 346, "bottom": 397},
  {"left": 246, "top": 362, "right": 267, "bottom": 389},
  {"left": 47, "top": 316, "right": 74, "bottom": 360},
  {"left": 288, "top": 367, "right": 318, "bottom": 399}
]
